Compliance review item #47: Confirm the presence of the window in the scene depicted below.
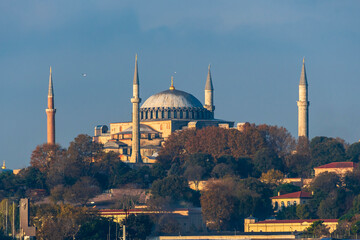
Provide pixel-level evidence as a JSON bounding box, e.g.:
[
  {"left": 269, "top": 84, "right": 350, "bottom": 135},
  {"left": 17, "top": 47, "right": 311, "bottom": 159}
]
[
  {"left": 287, "top": 201, "right": 291, "bottom": 206},
  {"left": 281, "top": 201, "right": 284, "bottom": 208},
  {"left": 274, "top": 202, "right": 279, "bottom": 210},
  {"left": 294, "top": 201, "right": 297, "bottom": 206}
]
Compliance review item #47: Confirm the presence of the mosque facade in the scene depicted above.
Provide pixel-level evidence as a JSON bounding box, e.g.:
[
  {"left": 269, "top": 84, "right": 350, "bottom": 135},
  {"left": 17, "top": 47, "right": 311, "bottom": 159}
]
[{"left": 93, "top": 57, "right": 234, "bottom": 163}]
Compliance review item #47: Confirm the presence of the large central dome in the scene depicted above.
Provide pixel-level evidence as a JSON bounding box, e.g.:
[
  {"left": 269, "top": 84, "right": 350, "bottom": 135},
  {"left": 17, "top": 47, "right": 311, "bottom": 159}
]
[{"left": 141, "top": 89, "right": 203, "bottom": 109}]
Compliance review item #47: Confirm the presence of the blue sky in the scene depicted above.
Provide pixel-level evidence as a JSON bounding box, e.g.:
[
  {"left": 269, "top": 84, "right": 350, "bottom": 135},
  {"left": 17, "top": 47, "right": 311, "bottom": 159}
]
[{"left": 1, "top": 1, "right": 359, "bottom": 169}]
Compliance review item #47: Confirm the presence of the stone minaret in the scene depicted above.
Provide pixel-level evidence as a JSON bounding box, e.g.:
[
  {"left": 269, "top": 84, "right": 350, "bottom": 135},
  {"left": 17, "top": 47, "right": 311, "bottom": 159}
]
[
  {"left": 46, "top": 67, "right": 56, "bottom": 144},
  {"left": 204, "top": 64, "right": 215, "bottom": 118},
  {"left": 297, "top": 58, "right": 309, "bottom": 138},
  {"left": 130, "top": 55, "right": 142, "bottom": 163}
]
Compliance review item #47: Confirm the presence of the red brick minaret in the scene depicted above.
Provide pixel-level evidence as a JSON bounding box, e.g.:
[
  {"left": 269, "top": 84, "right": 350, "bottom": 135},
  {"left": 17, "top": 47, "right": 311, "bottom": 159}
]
[{"left": 46, "top": 67, "right": 56, "bottom": 144}]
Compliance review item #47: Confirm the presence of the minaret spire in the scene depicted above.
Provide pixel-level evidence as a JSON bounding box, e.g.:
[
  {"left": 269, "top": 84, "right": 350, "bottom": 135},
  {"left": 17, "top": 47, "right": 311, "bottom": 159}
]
[
  {"left": 130, "top": 55, "right": 142, "bottom": 163},
  {"left": 297, "top": 58, "right": 310, "bottom": 138},
  {"left": 204, "top": 64, "right": 215, "bottom": 118},
  {"left": 46, "top": 66, "right": 56, "bottom": 144}
]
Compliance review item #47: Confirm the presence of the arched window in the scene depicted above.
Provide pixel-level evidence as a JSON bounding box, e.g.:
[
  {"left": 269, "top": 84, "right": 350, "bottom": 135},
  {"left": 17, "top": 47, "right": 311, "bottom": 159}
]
[
  {"left": 287, "top": 201, "right": 291, "bottom": 206},
  {"left": 274, "top": 202, "right": 279, "bottom": 210},
  {"left": 281, "top": 201, "right": 284, "bottom": 208},
  {"left": 294, "top": 201, "right": 297, "bottom": 206}
]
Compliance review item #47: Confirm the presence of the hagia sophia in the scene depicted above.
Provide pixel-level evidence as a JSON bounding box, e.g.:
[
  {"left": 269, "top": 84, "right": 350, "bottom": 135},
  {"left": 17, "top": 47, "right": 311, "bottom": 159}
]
[{"left": 45, "top": 56, "right": 309, "bottom": 164}]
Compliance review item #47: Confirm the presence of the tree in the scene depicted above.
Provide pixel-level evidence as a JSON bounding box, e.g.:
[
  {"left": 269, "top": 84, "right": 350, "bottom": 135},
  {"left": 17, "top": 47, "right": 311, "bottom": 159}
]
[
  {"left": 344, "top": 170, "right": 360, "bottom": 195},
  {"left": 211, "top": 163, "right": 234, "bottom": 179},
  {"left": 122, "top": 214, "right": 153, "bottom": 240},
  {"left": 235, "top": 178, "right": 273, "bottom": 220},
  {"left": 200, "top": 178, "right": 236, "bottom": 230},
  {"left": 304, "top": 220, "right": 330, "bottom": 238},
  {"left": 252, "top": 148, "right": 284, "bottom": 174},
  {"left": 64, "top": 177, "right": 101, "bottom": 205},
  {"left": 50, "top": 184, "right": 66, "bottom": 203},
  {"left": 284, "top": 153, "right": 311, "bottom": 177},
  {"left": 274, "top": 184, "right": 301, "bottom": 196},
  {"left": 317, "top": 189, "right": 350, "bottom": 219},
  {"left": 201, "top": 177, "right": 273, "bottom": 231},
  {"left": 257, "top": 124, "right": 296, "bottom": 158},
  {"left": 296, "top": 136, "right": 310, "bottom": 156},
  {"left": 311, "top": 172, "right": 340, "bottom": 194},
  {"left": 33, "top": 204, "right": 93, "bottom": 240},
  {"left": 158, "top": 214, "right": 180, "bottom": 234},
  {"left": 347, "top": 142, "right": 360, "bottom": 163},
  {"left": 150, "top": 175, "right": 191, "bottom": 203},
  {"left": 30, "top": 143, "right": 66, "bottom": 173},
  {"left": 18, "top": 167, "right": 46, "bottom": 190},
  {"left": 310, "top": 136, "right": 346, "bottom": 168},
  {"left": 260, "top": 169, "right": 284, "bottom": 185},
  {"left": 184, "top": 165, "right": 206, "bottom": 189},
  {"left": 76, "top": 216, "right": 119, "bottom": 240},
  {"left": 296, "top": 204, "right": 312, "bottom": 219},
  {"left": 276, "top": 205, "right": 298, "bottom": 220},
  {"left": 185, "top": 153, "right": 214, "bottom": 177}
]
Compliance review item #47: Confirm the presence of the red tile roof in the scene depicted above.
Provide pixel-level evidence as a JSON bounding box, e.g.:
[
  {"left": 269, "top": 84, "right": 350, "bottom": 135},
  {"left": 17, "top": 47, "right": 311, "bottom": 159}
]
[
  {"left": 257, "top": 219, "right": 338, "bottom": 224},
  {"left": 271, "top": 191, "right": 312, "bottom": 199},
  {"left": 314, "top": 162, "right": 356, "bottom": 169}
]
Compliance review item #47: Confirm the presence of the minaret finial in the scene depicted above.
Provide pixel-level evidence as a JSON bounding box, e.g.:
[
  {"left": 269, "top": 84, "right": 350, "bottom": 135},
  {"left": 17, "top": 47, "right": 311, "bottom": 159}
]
[
  {"left": 204, "top": 64, "right": 215, "bottom": 117},
  {"left": 133, "top": 54, "right": 139, "bottom": 85},
  {"left": 46, "top": 66, "right": 56, "bottom": 144},
  {"left": 299, "top": 58, "right": 307, "bottom": 85},
  {"left": 1, "top": 161, "right": 5, "bottom": 169},
  {"left": 48, "top": 66, "right": 54, "bottom": 97},
  {"left": 169, "top": 76, "right": 175, "bottom": 90},
  {"left": 205, "top": 64, "right": 213, "bottom": 90}
]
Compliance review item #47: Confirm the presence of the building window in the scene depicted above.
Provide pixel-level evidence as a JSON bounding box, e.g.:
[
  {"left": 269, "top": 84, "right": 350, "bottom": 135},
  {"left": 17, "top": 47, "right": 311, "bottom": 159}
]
[
  {"left": 294, "top": 201, "right": 297, "bottom": 206},
  {"left": 281, "top": 201, "right": 284, "bottom": 208},
  {"left": 287, "top": 201, "right": 291, "bottom": 206},
  {"left": 274, "top": 202, "right": 278, "bottom": 210}
]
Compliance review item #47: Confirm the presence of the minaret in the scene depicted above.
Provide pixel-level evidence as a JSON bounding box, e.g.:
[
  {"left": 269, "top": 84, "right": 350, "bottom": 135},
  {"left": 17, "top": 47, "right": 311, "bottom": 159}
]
[
  {"left": 46, "top": 67, "right": 56, "bottom": 144},
  {"left": 204, "top": 64, "right": 215, "bottom": 118},
  {"left": 130, "top": 55, "right": 142, "bottom": 163},
  {"left": 297, "top": 58, "right": 309, "bottom": 138}
]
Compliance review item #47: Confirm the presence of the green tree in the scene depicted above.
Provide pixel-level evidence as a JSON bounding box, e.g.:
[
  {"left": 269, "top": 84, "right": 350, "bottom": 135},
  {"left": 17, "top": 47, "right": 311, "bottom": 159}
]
[
  {"left": 18, "top": 167, "right": 46, "bottom": 190},
  {"left": 76, "top": 216, "right": 119, "bottom": 240},
  {"left": 211, "top": 163, "right": 234, "bottom": 179},
  {"left": 150, "top": 175, "right": 192, "bottom": 204},
  {"left": 33, "top": 204, "right": 93, "bottom": 240},
  {"left": 252, "top": 148, "right": 284, "bottom": 175},
  {"left": 260, "top": 169, "right": 284, "bottom": 186},
  {"left": 311, "top": 172, "right": 340, "bottom": 194},
  {"left": 304, "top": 220, "right": 330, "bottom": 238},
  {"left": 158, "top": 214, "right": 180, "bottom": 234},
  {"left": 284, "top": 153, "right": 311, "bottom": 177},
  {"left": 346, "top": 142, "right": 360, "bottom": 162},
  {"left": 64, "top": 177, "right": 101, "bottom": 205},
  {"left": 276, "top": 205, "right": 298, "bottom": 220},
  {"left": 296, "top": 204, "right": 312, "bottom": 219},
  {"left": 310, "top": 136, "right": 346, "bottom": 168},
  {"left": 274, "top": 184, "right": 301, "bottom": 196},
  {"left": 122, "top": 214, "right": 153, "bottom": 240}
]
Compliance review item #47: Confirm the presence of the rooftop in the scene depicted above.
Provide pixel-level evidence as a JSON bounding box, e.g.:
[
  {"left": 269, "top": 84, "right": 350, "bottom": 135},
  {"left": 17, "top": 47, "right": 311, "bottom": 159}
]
[
  {"left": 271, "top": 191, "right": 312, "bottom": 199},
  {"left": 257, "top": 219, "right": 338, "bottom": 224},
  {"left": 314, "top": 162, "right": 356, "bottom": 169}
]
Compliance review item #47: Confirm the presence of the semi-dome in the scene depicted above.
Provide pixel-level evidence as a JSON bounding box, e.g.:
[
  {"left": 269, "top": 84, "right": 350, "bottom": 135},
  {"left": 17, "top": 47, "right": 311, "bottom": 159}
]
[{"left": 141, "top": 89, "right": 203, "bottom": 109}]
